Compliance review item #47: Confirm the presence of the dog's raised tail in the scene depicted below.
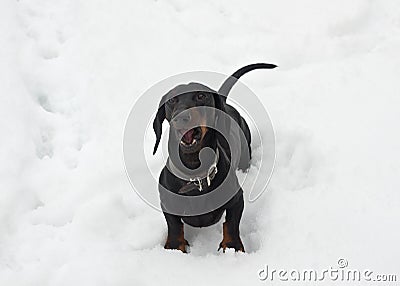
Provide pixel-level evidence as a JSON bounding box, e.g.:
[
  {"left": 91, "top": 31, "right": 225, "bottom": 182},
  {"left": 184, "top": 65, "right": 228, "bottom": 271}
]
[{"left": 217, "top": 63, "right": 277, "bottom": 98}]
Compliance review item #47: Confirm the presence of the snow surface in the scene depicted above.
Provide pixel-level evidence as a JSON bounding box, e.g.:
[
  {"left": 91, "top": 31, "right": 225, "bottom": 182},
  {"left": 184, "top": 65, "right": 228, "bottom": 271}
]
[{"left": 1, "top": 0, "right": 400, "bottom": 285}]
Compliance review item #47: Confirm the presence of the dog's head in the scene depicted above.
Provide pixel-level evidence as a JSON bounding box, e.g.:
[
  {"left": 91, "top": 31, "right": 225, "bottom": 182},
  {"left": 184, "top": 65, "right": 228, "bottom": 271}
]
[{"left": 152, "top": 82, "right": 226, "bottom": 155}]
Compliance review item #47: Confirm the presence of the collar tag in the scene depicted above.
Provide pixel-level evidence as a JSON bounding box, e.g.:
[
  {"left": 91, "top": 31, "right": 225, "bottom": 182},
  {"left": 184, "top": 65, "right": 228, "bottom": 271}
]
[{"left": 176, "top": 149, "right": 220, "bottom": 194}]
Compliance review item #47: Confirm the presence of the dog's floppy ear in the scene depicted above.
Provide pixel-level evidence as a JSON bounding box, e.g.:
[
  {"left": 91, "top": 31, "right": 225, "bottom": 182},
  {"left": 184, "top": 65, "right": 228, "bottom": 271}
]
[
  {"left": 213, "top": 92, "right": 226, "bottom": 113},
  {"left": 152, "top": 102, "right": 166, "bottom": 155},
  {"left": 152, "top": 87, "right": 179, "bottom": 155},
  {"left": 213, "top": 92, "right": 231, "bottom": 149}
]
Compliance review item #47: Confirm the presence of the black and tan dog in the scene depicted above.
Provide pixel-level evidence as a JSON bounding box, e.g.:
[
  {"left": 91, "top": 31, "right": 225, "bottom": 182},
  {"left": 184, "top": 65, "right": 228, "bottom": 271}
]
[{"left": 152, "top": 63, "right": 276, "bottom": 253}]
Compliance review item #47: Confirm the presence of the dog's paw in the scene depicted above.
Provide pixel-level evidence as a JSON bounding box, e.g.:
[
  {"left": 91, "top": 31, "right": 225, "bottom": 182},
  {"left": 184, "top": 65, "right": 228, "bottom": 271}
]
[
  {"left": 218, "top": 237, "right": 245, "bottom": 253},
  {"left": 164, "top": 238, "right": 190, "bottom": 253}
]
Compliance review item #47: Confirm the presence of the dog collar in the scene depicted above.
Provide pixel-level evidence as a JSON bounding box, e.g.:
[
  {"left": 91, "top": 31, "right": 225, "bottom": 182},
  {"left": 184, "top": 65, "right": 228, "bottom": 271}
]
[{"left": 167, "top": 149, "right": 219, "bottom": 194}]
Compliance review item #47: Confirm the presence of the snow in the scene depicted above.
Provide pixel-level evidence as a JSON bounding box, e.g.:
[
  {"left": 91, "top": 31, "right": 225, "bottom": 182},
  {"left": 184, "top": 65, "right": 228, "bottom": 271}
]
[{"left": 1, "top": 0, "right": 400, "bottom": 285}]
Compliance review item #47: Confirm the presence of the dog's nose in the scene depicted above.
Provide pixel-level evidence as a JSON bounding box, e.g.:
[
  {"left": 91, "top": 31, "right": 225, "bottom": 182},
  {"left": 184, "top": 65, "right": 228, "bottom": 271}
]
[{"left": 172, "top": 113, "right": 191, "bottom": 127}]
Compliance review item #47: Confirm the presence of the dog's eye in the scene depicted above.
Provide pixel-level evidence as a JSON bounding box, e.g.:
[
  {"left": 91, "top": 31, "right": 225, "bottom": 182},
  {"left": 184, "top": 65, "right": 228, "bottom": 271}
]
[
  {"left": 167, "top": 97, "right": 178, "bottom": 105},
  {"left": 196, "top": 93, "right": 208, "bottom": 101}
]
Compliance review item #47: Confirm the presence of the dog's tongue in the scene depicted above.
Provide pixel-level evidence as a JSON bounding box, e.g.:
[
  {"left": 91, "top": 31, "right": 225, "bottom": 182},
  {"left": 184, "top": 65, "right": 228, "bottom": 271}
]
[{"left": 183, "top": 129, "right": 194, "bottom": 143}]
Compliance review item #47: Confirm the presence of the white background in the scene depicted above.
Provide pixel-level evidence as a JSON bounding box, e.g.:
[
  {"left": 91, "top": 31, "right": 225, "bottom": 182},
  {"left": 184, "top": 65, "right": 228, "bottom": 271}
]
[{"left": 0, "top": 0, "right": 399, "bottom": 285}]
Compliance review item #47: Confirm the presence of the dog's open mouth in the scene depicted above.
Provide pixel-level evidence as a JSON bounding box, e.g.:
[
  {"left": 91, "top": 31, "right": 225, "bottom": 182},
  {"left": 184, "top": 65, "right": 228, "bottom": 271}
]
[{"left": 179, "top": 127, "right": 202, "bottom": 147}]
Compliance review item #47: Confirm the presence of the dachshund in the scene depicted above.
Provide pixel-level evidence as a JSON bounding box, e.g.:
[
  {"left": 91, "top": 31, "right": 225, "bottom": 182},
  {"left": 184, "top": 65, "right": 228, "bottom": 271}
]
[{"left": 152, "top": 63, "right": 277, "bottom": 253}]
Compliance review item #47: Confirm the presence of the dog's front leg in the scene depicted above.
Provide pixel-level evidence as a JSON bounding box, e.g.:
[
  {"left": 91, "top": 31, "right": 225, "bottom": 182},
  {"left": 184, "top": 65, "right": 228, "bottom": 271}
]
[
  {"left": 218, "top": 192, "right": 245, "bottom": 252},
  {"left": 163, "top": 212, "right": 189, "bottom": 253}
]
